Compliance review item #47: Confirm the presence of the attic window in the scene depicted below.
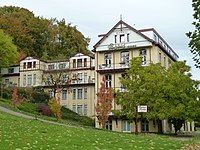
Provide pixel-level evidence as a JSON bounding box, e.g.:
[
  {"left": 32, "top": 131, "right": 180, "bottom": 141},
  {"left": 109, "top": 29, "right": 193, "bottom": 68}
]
[
  {"left": 127, "top": 33, "right": 130, "bottom": 42},
  {"left": 114, "top": 35, "right": 117, "bottom": 43},
  {"left": 120, "top": 34, "right": 125, "bottom": 43}
]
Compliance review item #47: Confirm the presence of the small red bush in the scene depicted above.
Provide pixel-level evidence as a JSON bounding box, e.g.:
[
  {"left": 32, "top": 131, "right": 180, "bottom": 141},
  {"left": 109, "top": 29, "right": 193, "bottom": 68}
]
[{"left": 37, "top": 103, "right": 52, "bottom": 116}]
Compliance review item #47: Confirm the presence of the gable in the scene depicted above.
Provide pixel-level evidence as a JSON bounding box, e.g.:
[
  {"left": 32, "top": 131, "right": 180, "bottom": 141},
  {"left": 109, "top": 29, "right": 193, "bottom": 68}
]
[{"left": 93, "top": 20, "right": 153, "bottom": 52}]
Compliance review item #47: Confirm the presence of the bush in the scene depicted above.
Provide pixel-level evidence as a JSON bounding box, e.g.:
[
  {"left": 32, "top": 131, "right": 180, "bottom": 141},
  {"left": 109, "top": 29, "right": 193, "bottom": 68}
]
[
  {"left": 32, "top": 87, "right": 50, "bottom": 103},
  {"left": 2, "top": 87, "right": 12, "bottom": 99},
  {"left": 37, "top": 103, "right": 52, "bottom": 116},
  {"left": 17, "top": 102, "right": 38, "bottom": 114}
]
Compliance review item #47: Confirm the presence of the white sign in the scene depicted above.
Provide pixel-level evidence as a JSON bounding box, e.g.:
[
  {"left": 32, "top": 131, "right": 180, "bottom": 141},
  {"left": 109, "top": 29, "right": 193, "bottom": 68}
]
[{"left": 137, "top": 105, "right": 147, "bottom": 113}]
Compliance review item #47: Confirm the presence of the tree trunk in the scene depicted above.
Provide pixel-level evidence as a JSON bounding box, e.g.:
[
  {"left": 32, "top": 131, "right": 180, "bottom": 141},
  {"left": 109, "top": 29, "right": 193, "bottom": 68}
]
[{"left": 157, "top": 119, "right": 163, "bottom": 134}]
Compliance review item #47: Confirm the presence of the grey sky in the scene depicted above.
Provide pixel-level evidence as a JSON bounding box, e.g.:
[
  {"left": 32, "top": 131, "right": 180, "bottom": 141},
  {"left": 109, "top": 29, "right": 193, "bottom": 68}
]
[{"left": 1, "top": 0, "right": 199, "bottom": 80}]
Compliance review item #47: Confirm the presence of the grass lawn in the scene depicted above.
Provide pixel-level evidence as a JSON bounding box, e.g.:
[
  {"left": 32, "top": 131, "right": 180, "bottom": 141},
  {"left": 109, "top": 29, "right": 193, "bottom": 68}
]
[
  {"left": 0, "top": 111, "right": 187, "bottom": 150},
  {"left": 0, "top": 98, "right": 94, "bottom": 127}
]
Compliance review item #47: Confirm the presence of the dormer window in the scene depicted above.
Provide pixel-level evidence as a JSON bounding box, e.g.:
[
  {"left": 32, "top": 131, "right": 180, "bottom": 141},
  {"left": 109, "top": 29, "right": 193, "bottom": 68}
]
[
  {"left": 23, "top": 62, "right": 26, "bottom": 69},
  {"left": 120, "top": 34, "right": 125, "bottom": 43},
  {"left": 8, "top": 68, "right": 14, "bottom": 74},
  {"left": 77, "top": 59, "right": 82, "bottom": 68},
  {"left": 27, "top": 62, "right": 32, "bottom": 68},
  {"left": 127, "top": 33, "right": 130, "bottom": 42},
  {"left": 114, "top": 35, "right": 117, "bottom": 43},
  {"left": 33, "top": 61, "right": 36, "bottom": 68}
]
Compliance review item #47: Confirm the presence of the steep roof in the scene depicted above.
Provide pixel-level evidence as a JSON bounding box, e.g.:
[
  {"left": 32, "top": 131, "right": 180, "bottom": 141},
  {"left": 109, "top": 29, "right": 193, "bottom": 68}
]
[{"left": 93, "top": 20, "right": 153, "bottom": 51}]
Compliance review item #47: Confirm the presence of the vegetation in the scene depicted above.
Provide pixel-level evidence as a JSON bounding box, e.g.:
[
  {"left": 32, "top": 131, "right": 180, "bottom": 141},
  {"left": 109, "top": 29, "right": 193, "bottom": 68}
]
[
  {"left": 48, "top": 97, "right": 62, "bottom": 120},
  {"left": 0, "top": 111, "right": 189, "bottom": 150},
  {"left": 0, "top": 29, "right": 18, "bottom": 69},
  {"left": 0, "top": 6, "right": 89, "bottom": 60},
  {"left": 116, "top": 58, "right": 200, "bottom": 134},
  {"left": 96, "top": 77, "right": 113, "bottom": 128},
  {"left": 187, "top": 0, "right": 200, "bottom": 68},
  {"left": 0, "top": 98, "right": 94, "bottom": 126}
]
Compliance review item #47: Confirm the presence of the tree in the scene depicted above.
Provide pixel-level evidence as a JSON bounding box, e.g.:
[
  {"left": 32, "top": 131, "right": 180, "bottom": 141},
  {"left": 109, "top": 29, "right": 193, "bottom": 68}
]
[
  {"left": 0, "top": 6, "right": 89, "bottom": 60},
  {"left": 48, "top": 93, "right": 61, "bottom": 120},
  {"left": 96, "top": 77, "right": 113, "bottom": 129},
  {"left": 116, "top": 58, "right": 166, "bottom": 133},
  {"left": 116, "top": 57, "right": 200, "bottom": 134},
  {"left": 11, "top": 86, "right": 20, "bottom": 107},
  {"left": 186, "top": 0, "right": 200, "bottom": 68},
  {"left": 163, "top": 61, "right": 200, "bottom": 133},
  {"left": 0, "top": 30, "right": 18, "bottom": 69}
]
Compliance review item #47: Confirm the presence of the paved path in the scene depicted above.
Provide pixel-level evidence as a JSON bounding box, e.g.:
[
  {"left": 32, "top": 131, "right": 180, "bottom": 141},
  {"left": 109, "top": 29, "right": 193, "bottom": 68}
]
[{"left": 0, "top": 106, "right": 77, "bottom": 128}]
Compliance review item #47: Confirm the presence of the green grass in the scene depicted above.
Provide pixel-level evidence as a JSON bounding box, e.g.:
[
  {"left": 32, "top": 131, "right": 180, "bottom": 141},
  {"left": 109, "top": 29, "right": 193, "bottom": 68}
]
[
  {"left": 0, "top": 98, "right": 94, "bottom": 127},
  {"left": 0, "top": 111, "right": 187, "bottom": 150}
]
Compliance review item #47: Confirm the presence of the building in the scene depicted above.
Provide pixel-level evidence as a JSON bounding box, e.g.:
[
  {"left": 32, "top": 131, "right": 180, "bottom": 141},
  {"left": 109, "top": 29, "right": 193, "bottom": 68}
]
[
  {"left": 1, "top": 53, "right": 96, "bottom": 118},
  {"left": 0, "top": 19, "right": 194, "bottom": 133},
  {"left": 93, "top": 19, "right": 194, "bottom": 133}
]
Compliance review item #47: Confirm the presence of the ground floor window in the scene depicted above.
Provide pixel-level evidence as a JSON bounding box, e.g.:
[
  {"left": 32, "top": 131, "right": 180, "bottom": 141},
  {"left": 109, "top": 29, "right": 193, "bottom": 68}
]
[
  {"left": 123, "top": 120, "right": 131, "bottom": 132},
  {"left": 141, "top": 119, "right": 149, "bottom": 132},
  {"left": 105, "top": 120, "right": 112, "bottom": 130}
]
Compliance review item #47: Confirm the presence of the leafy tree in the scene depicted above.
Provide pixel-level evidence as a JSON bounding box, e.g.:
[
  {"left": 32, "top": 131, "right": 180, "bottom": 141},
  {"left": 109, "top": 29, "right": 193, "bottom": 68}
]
[
  {"left": 0, "top": 6, "right": 89, "bottom": 60},
  {"left": 163, "top": 61, "right": 200, "bottom": 133},
  {"left": 0, "top": 30, "right": 18, "bottom": 69},
  {"left": 11, "top": 86, "right": 20, "bottom": 107},
  {"left": 48, "top": 94, "right": 61, "bottom": 120},
  {"left": 96, "top": 77, "right": 113, "bottom": 128},
  {"left": 116, "top": 58, "right": 199, "bottom": 134},
  {"left": 187, "top": 0, "right": 200, "bottom": 68}
]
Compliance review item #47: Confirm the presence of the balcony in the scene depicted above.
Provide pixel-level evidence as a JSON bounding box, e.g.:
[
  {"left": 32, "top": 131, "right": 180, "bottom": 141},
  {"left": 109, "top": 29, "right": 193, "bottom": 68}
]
[{"left": 97, "top": 62, "right": 129, "bottom": 73}]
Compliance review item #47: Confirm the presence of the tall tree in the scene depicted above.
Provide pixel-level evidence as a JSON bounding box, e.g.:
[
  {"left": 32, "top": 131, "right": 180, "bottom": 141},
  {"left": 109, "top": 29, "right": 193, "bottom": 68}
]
[
  {"left": 163, "top": 61, "right": 200, "bottom": 133},
  {"left": 116, "top": 58, "right": 200, "bottom": 134},
  {"left": 96, "top": 77, "right": 113, "bottom": 129},
  {"left": 187, "top": 0, "right": 200, "bottom": 68},
  {"left": 0, "top": 30, "right": 18, "bottom": 69},
  {"left": 0, "top": 6, "right": 89, "bottom": 60}
]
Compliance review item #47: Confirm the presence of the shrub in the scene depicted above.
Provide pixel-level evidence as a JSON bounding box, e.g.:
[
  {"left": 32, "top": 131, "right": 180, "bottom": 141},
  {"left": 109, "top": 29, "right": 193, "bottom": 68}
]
[
  {"left": 2, "top": 87, "right": 12, "bottom": 99},
  {"left": 32, "top": 87, "right": 50, "bottom": 103},
  {"left": 48, "top": 97, "right": 61, "bottom": 120},
  {"left": 37, "top": 103, "right": 52, "bottom": 116}
]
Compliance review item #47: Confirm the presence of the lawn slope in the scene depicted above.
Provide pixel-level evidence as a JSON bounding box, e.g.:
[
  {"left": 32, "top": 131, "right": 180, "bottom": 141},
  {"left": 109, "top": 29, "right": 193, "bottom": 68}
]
[{"left": 0, "top": 111, "right": 185, "bottom": 150}]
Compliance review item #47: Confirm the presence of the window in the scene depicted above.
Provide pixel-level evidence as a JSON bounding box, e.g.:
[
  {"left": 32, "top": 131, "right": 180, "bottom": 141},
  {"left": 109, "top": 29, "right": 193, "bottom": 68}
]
[
  {"left": 120, "top": 34, "right": 125, "bottom": 43},
  {"left": 27, "top": 62, "right": 32, "bottom": 68},
  {"left": 114, "top": 35, "right": 117, "bottom": 43},
  {"left": 106, "top": 120, "right": 112, "bottom": 130},
  {"left": 140, "top": 49, "right": 147, "bottom": 65},
  {"left": 123, "top": 121, "right": 131, "bottom": 132},
  {"left": 141, "top": 119, "right": 149, "bottom": 132},
  {"left": 49, "top": 90, "right": 54, "bottom": 98},
  {"left": 158, "top": 52, "right": 162, "bottom": 62},
  {"left": 105, "top": 74, "right": 112, "bottom": 88},
  {"left": 84, "top": 58, "right": 87, "bottom": 67},
  {"left": 77, "top": 59, "right": 82, "bottom": 68},
  {"left": 33, "top": 74, "right": 36, "bottom": 85},
  {"left": 27, "top": 75, "right": 32, "bottom": 86},
  {"left": 61, "top": 90, "right": 67, "bottom": 100},
  {"left": 84, "top": 73, "right": 87, "bottom": 83},
  {"left": 77, "top": 89, "right": 83, "bottom": 99},
  {"left": 33, "top": 61, "right": 36, "bottom": 68},
  {"left": 73, "top": 59, "right": 76, "bottom": 68},
  {"left": 23, "top": 74, "right": 26, "bottom": 86},
  {"left": 48, "top": 64, "right": 55, "bottom": 70},
  {"left": 127, "top": 33, "right": 130, "bottom": 42},
  {"left": 5, "top": 79, "right": 9, "bottom": 85},
  {"left": 164, "top": 56, "right": 166, "bottom": 68},
  {"left": 77, "top": 105, "right": 83, "bottom": 115},
  {"left": 120, "top": 51, "right": 129, "bottom": 66},
  {"left": 72, "top": 89, "right": 76, "bottom": 100},
  {"left": 72, "top": 105, "right": 76, "bottom": 112},
  {"left": 84, "top": 104, "right": 87, "bottom": 116},
  {"left": 8, "top": 68, "right": 14, "bottom": 74},
  {"left": 104, "top": 53, "right": 112, "bottom": 68},
  {"left": 23, "top": 62, "right": 26, "bottom": 69},
  {"left": 59, "top": 63, "right": 66, "bottom": 69},
  {"left": 84, "top": 88, "right": 87, "bottom": 99},
  {"left": 77, "top": 73, "right": 83, "bottom": 83}
]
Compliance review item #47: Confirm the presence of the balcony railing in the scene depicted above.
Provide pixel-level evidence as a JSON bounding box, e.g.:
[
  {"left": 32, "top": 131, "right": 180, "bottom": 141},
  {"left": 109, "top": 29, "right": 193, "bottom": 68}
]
[{"left": 98, "top": 62, "right": 129, "bottom": 70}]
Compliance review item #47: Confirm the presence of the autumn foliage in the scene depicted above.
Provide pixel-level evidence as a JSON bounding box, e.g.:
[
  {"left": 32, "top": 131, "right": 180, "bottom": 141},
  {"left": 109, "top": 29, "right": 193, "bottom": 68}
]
[
  {"left": 48, "top": 92, "right": 62, "bottom": 120},
  {"left": 11, "top": 86, "right": 20, "bottom": 107},
  {"left": 96, "top": 77, "right": 113, "bottom": 128}
]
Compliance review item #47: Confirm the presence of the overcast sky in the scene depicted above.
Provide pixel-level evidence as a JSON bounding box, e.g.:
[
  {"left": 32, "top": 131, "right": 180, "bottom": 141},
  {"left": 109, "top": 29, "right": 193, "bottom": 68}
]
[{"left": 1, "top": 0, "right": 199, "bottom": 80}]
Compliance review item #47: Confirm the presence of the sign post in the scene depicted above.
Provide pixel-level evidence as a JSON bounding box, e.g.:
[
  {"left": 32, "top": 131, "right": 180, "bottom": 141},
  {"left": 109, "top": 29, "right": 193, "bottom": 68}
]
[{"left": 135, "top": 105, "right": 147, "bottom": 134}]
